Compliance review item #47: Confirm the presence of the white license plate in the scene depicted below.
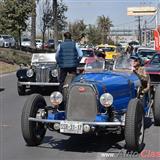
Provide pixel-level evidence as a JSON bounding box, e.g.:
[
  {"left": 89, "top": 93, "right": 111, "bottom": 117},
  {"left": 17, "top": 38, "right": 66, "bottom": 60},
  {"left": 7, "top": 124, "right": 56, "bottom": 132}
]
[{"left": 60, "top": 121, "right": 83, "bottom": 134}]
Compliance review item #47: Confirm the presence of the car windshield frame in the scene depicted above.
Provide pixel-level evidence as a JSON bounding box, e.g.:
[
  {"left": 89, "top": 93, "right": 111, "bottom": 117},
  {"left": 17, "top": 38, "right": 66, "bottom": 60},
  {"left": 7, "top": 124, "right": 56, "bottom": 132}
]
[
  {"left": 84, "top": 60, "right": 105, "bottom": 72},
  {"left": 113, "top": 56, "right": 133, "bottom": 71},
  {"left": 31, "top": 53, "right": 56, "bottom": 64}
]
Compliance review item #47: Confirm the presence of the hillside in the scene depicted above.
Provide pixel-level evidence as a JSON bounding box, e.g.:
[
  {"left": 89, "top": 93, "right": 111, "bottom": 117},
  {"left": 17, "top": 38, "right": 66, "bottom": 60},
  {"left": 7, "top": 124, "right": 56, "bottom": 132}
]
[{"left": 0, "top": 48, "right": 31, "bottom": 74}]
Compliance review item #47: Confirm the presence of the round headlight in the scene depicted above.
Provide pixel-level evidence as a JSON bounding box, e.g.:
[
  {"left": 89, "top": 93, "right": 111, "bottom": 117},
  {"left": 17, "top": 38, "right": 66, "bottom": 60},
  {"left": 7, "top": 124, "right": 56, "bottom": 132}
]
[
  {"left": 50, "top": 91, "right": 63, "bottom": 106},
  {"left": 51, "top": 69, "right": 58, "bottom": 77},
  {"left": 100, "top": 93, "right": 113, "bottom": 107},
  {"left": 26, "top": 69, "right": 34, "bottom": 77}
]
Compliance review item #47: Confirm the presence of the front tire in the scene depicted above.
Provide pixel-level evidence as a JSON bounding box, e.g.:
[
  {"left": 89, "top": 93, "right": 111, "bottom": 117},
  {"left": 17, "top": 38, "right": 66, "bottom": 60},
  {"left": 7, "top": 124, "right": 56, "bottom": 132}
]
[
  {"left": 153, "top": 85, "right": 160, "bottom": 126},
  {"left": 21, "top": 94, "right": 47, "bottom": 146},
  {"left": 125, "top": 98, "right": 144, "bottom": 152}
]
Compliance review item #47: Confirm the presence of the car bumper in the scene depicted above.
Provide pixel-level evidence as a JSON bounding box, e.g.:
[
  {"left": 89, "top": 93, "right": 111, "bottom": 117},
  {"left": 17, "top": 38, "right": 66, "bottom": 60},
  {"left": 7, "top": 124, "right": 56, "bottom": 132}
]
[
  {"left": 28, "top": 117, "right": 125, "bottom": 126},
  {"left": 18, "top": 81, "right": 60, "bottom": 86},
  {"left": 4, "top": 42, "right": 10, "bottom": 47}
]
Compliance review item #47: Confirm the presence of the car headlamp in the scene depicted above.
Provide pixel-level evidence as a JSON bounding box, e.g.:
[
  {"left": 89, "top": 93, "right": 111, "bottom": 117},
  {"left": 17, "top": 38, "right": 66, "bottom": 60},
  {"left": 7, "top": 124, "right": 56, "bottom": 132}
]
[
  {"left": 100, "top": 93, "right": 113, "bottom": 107},
  {"left": 50, "top": 92, "right": 63, "bottom": 106},
  {"left": 51, "top": 69, "right": 58, "bottom": 77},
  {"left": 26, "top": 69, "right": 34, "bottom": 77}
]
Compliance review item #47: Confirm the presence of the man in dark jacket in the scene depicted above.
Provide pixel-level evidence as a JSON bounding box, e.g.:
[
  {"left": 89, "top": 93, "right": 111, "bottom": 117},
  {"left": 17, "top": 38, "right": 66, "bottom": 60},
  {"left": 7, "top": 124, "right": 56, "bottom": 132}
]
[{"left": 56, "top": 32, "right": 83, "bottom": 93}]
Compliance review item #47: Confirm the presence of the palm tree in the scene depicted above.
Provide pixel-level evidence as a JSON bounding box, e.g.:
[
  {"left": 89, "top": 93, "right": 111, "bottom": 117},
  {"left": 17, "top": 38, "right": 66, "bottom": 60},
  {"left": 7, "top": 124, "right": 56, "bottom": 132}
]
[{"left": 97, "top": 15, "right": 113, "bottom": 44}]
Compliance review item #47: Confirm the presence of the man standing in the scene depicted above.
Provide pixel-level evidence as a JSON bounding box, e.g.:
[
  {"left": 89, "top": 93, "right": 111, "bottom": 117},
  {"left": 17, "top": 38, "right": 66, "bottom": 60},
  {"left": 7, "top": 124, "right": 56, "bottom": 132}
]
[{"left": 56, "top": 32, "right": 83, "bottom": 93}]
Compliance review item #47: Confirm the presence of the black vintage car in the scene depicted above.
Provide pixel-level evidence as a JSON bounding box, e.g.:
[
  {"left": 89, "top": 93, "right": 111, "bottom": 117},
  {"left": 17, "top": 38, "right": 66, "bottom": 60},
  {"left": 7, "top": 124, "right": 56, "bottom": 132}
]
[{"left": 16, "top": 53, "right": 59, "bottom": 95}]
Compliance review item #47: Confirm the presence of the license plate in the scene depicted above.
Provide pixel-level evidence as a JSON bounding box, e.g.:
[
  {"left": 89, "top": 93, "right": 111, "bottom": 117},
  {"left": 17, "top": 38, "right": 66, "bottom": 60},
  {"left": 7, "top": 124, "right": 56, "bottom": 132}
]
[{"left": 60, "top": 121, "right": 83, "bottom": 134}]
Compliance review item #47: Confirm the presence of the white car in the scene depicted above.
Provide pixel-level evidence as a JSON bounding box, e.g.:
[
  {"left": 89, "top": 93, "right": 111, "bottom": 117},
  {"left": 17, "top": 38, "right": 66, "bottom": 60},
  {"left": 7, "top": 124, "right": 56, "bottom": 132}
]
[
  {"left": 0, "top": 35, "right": 16, "bottom": 47},
  {"left": 36, "top": 39, "right": 43, "bottom": 49},
  {"left": 21, "top": 38, "right": 31, "bottom": 47}
]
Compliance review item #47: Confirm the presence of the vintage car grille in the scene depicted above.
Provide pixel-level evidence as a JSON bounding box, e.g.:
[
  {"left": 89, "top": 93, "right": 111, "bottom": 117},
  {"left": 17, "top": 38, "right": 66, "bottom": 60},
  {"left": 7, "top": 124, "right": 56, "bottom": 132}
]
[
  {"left": 66, "top": 84, "right": 97, "bottom": 121},
  {"left": 36, "top": 68, "right": 50, "bottom": 82}
]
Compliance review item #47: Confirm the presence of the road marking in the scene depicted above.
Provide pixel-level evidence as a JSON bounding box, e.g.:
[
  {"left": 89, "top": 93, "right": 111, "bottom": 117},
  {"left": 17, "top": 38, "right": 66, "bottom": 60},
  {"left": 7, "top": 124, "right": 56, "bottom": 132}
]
[{"left": 0, "top": 124, "right": 10, "bottom": 127}]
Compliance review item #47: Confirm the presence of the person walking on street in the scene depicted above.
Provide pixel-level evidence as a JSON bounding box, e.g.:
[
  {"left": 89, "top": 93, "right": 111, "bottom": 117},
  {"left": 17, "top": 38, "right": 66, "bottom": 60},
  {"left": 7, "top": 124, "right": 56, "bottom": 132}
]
[{"left": 56, "top": 32, "right": 83, "bottom": 93}]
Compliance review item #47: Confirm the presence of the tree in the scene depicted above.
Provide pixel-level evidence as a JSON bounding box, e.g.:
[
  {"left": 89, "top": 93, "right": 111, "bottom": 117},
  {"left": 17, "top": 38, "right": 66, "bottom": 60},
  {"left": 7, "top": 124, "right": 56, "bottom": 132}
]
[
  {"left": 39, "top": 0, "right": 52, "bottom": 49},
  {"left": 68, "top": 20, "right": 87, "bottom": 41},
  {"left": 0, "top": 0, "right": 32, "bottom": 47},
  {"left": 97, "top": 15, "right": 113, "bottom": 44},
  {"left": 87, "top": 24, "right": 101, "bottom": 45}
]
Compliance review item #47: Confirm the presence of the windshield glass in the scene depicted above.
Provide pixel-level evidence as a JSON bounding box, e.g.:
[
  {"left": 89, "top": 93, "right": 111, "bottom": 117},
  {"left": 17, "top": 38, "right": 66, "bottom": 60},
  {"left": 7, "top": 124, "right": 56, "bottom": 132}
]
[
  {"left": 48, "top": 39, "right": 54, "bottom": 43},
  {"left": 32, "top": 53, "right": 56, "bottom": 63},
  {"left": 114, "top": 56, "right": 133, "bottom": 70},
  {"left": 84, "top": 60, "right": 105, "bottom": 72},
  {"left": 103, "top": 47, "right": 115, "bottom": 52},
  {"left": 138, "top": 51, "right": 156, "bottom": 59},
  {"left": 2, "top": 35, "right": 10, "bottom": 39},
  {"left": 82, "top": 50, "right": 94, "bottom": 57},
  {"left": 22, "top": 38, "right": 31, "bottom": 42},
  {"left": 150, "top": 54, "right": 160, "bottom": 65}
]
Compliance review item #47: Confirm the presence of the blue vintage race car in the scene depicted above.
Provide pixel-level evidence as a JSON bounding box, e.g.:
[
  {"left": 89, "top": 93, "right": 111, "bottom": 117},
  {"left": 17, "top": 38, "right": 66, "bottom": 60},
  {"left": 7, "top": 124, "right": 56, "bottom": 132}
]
[{"left": 21, "top": 56, "right": 156, "bottom": 152}]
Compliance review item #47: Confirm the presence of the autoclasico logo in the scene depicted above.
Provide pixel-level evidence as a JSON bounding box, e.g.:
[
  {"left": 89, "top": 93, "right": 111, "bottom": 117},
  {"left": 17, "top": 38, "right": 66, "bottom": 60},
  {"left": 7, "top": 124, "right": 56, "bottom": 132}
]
[{"left": 100, "top": 149, "right": 160, "bottom": 158}]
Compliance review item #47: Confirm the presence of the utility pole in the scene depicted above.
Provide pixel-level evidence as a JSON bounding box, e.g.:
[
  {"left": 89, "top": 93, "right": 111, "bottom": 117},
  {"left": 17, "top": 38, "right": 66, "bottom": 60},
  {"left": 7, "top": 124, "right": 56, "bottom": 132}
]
[
  {"left": 31, "top": 0, "right": 36, "bottom": 48},
  {"left": 53, "top": 0, "right": 58, "bottom": 50},
  {"left": 144, "top": 19, "right": 147, "bottom": 46},
  {"left": 138, "top": 16, "right": 142, "bottom": 45}
]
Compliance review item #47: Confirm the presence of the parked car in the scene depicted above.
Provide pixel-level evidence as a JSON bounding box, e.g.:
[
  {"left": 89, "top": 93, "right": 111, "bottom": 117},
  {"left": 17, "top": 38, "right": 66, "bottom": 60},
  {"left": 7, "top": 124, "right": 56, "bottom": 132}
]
[
  {"left": 16, "top": 53, "right": 59, "bottom": 95},
  {"left": 137, "top": 47, "right": 157, "bottom": 64},
  {"left": 21, "top": 38, "right": 31, "bottom": 47},
  {"left": 102, "top": 45, "right": 120, "bottom": 60},
  {"left": 78, "top": 48, "right": 96, "bottom": 70},
  {"left": 128, "top": 41, "right": 140, "bottom": 48},
  {"left": 145, "top": 53, "right": 160, "bottom": 85},
  {"left": 0, "top": 35, "right": 15, "bottom": 47},
  {"left": 45, "top": 39, "right": 54, "bottom": 49},
  {"left": 36, "top": 39, "right": 43, "bottom": 49},
  {"left": 118, "top": 40, "right": 128, "bottom": 49},
  {"left": 21, "top": 56, "right": 158, "bottom": 152}
]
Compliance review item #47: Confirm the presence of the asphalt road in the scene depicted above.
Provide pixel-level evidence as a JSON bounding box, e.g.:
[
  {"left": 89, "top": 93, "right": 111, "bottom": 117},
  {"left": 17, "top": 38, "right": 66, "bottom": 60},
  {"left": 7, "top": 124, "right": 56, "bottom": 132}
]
[{"left": 0, "top": 73, "right": 160, "bottom": 160}]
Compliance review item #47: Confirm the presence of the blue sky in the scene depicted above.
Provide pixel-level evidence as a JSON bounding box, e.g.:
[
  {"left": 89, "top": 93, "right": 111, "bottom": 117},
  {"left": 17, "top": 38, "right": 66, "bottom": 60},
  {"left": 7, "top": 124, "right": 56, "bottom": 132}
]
[{"left": 63, "top": 0, "right": 160, "bottom": 29}]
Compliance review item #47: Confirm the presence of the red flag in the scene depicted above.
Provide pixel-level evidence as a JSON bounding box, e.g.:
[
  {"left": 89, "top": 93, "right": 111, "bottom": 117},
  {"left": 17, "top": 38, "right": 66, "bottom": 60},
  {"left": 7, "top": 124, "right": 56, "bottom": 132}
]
[
  {"left": 154, "top": 30, "right": 160, "bottom": 50},
  {"left": 154, "top": 29, "right": 160, "bottom": 50}
]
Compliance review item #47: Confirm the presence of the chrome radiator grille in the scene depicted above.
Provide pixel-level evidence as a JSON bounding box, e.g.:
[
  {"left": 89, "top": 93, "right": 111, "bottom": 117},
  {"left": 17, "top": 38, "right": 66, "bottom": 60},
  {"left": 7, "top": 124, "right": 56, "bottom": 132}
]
[
  {"left": 66, "top": 84, "right": 97, "bottom": 121},
  {"left": 36, "top": 68, "right": 50, "bottom": 82}
]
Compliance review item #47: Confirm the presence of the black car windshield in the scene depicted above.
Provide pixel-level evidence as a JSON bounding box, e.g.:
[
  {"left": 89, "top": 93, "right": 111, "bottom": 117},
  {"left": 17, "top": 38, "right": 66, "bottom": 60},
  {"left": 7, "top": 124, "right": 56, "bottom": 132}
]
[
  {"left": 2, "top": 35, "right": 10, "bottom": 39},
  {"left": 48, "top": 39, "right": 54, "bottom": 43},
  {"left": 103, "top": 47, "right": 115, "bottom": 52},
  {"left": 82, "top": 50, "right": 94, "bottom": 57},
  {"left": 22, "top": 38, "right": 31, "bottom": 41},
  {"left": 138, "top": 50, "right": 156, "bottom": 58},
  {"left": 150, "top": 54, "right": 160, "bottom": 65}
]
